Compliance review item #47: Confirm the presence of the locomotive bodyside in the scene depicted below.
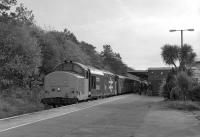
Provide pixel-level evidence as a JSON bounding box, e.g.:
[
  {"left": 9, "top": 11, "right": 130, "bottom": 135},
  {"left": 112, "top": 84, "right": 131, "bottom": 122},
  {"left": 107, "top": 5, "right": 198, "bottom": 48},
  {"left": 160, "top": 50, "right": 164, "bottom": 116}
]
[
  {"left": 103, "top": 72, "right": 117, "bottom": 96},
  {"left": 42, "top": 61, "right": 89, "bottom": 106},
  {"left": 42, "top": 71, "right": 88, "bottom": 106},
  {"left": 89, "top": 68, "right": 104, "bottom": 98}
]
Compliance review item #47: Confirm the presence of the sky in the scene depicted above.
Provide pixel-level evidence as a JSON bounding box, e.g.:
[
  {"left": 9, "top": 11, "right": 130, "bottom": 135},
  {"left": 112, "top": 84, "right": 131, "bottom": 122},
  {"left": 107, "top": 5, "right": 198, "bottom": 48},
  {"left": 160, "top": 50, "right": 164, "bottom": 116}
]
[{"left": 19, "top": 0, "right": 200, "bottom": 70}]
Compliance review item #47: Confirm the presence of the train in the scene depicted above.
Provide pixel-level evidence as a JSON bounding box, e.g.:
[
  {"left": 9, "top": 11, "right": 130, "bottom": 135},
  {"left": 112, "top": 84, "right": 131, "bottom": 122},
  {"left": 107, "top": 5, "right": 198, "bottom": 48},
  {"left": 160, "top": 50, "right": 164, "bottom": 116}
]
[{"left": 41, "top": 60, "right": 143, "bottom": 107}]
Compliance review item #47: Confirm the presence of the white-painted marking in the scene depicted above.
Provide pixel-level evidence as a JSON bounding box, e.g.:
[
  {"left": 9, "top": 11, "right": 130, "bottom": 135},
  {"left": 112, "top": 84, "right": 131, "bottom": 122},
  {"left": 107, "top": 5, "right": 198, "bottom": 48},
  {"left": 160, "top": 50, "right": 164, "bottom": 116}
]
[{"left": 0, "top": 96, "right": 126, "bottom": 133}]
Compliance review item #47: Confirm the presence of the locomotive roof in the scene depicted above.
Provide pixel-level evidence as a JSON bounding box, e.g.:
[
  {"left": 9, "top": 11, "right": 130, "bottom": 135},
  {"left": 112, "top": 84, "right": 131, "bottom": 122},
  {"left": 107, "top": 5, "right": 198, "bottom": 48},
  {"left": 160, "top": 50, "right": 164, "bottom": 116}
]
[
  {"left": 61, "top": 61, "right": 131, "bottom": 77},
  {"left": 117, "top": 75, "right": 127, "bottom": 79},
  {"left": 126, "top": 73, "right": 141, "bottom": 82},
  {"left": 49, "top": 71, "right": 85, "bottom": 79},
  {"left": 74, "top": 62, "right": 105, "bottom": 76},
  {"left": 117, "top": 74, "right": 141, "bottom": 82},
  {"left": 89, "top": 66, "right": 104, "bottom": 76}
]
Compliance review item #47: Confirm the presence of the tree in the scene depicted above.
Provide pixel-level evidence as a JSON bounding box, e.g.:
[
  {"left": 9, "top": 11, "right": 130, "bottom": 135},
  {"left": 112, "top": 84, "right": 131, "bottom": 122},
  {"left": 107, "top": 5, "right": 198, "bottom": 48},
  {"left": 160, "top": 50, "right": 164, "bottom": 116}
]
[
  {"left": 0, "top": 0, "right": 17, "bottom": 16},
  {"left": 179, "top": 44, "right": 196, "bottom": 72},
  {"left": 161, "top": 44, "right": 196, "bottom": 72},
  {"left": 13, "top": 3, "right": 34, "bottom": 25},
  {"left": 101, "top": 45, "right": 114, "bottom": 58},
  {"left": 161, "top": 44, "right": 179, "bottom": 69},
  {"left": 63, "top": 29, "right": 78, "bottom": 44},
  {"left": 0, "top": 0, "right": 34, "bottom": 25},
  {"left": 79, "top": 41, "right": 103, "bottom": 68},
  {"left": 0, "top": 23, "right": 41, "bottom": 89},
  {"left": 101, "top": 45, "right": 127, "bottom": 75},
  {"left": 39, "top": 31, "right": 90, "bottom": 74},
  {"left": 161, "top": 44, "right": 196, "bottom": 100}
]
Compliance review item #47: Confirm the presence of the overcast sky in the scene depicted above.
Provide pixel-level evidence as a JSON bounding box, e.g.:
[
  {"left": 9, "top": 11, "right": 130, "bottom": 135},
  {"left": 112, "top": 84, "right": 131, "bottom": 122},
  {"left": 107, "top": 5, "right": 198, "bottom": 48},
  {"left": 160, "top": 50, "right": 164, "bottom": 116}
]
[{"left": 19, "top": 0, "right": 200, "bottom": 70}]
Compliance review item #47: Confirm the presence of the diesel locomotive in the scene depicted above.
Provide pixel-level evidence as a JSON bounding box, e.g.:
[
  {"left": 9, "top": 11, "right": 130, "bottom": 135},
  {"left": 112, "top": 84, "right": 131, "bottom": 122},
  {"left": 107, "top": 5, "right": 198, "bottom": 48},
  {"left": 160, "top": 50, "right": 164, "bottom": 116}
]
[{"left": 41, "top": 61, "right": 141, "bottom": 107}]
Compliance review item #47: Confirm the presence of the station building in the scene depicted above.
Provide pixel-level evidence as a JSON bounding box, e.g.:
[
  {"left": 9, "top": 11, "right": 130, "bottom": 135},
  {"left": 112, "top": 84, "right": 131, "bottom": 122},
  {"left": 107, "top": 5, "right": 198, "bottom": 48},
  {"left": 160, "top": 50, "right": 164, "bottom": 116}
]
[
  {"left": 148, "top": 67, "right": 171, "bottom": 95},
  {"left": 128, "top": 67, "right": 171, "bottom": 96},
  {"left": 128, "top": 59, "right": 200, "bottom": 96},
  {"left": 192, "top": 59, "right": 200, "bottom": 83}
]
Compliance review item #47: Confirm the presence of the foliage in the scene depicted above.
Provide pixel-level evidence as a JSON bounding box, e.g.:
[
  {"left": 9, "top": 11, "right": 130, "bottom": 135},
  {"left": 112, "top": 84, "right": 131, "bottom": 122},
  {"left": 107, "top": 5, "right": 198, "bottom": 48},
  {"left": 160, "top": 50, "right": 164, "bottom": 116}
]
[
  {"left": 161, "top": 44, "right": 196, "bottom": 72},
  {"left": 160, "top": 81, "right": 169, "bottom": 99},
  {"left": 13, "top": 3, "right": 34, "bottom": 25},
  {"left": 176, "top": 71, "right": 192, "bottom": 100},
  {"left": 161, "top": 44, "right": 197, "bottom": 101},
  {"left": 162, "top": 101, "right": 200, "bottom": 111},
  {"left": 0, "top": 0, "right": 17, "bottom": 16},
  {"left": 0, "top": 0, "right": 34, "bottom": 25},
  {"left": 161, "top": 44, "right": 179, "bottom": 69},
  {"left": 63, "top": 28, "right": 79, "bottom": 44},
  {"left": 160, "top": 69, "right": 176, "bottom": 99},
  {"left": 179, "top": 44, "right": 196, "bottom": 71},
  {"left": 80, "top": 41, "right": 103, "bottom": 68},
  {"left": 170, "top": 86, "right": 181, "bottom": 100},
  {"left": 101, "top": 45, "right": 127, "bottom": 75},
  {"left": 0, "top": 23, "right": 41, "bottom": 89},
  {"left": 39, "top": 31, "right": 90, "bottom": 74},
  {"left": 0, "top": 87, "right": 44, "bottom": 118},
  {"left": 190, "top": 85, "right": 200, "bottom": 101}
]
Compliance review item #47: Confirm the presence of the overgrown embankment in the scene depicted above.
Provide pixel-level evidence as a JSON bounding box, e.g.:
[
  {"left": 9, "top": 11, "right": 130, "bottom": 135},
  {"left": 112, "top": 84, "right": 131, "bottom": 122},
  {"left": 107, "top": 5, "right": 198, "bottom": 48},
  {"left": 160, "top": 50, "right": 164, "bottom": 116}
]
[{"left": 0, "top": 87, "right": 44, "bottom": 119}]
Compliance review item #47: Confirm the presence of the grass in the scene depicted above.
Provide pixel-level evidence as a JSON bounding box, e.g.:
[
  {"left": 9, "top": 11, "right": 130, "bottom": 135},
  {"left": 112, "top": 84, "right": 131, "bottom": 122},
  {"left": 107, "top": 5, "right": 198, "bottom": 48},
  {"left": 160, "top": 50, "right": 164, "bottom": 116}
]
[
  {"left": 0, "top": 87, "right": 45, "bottom": 119},
  {"left": 160, "top": 100, "right": 200, "bottom": 111}
]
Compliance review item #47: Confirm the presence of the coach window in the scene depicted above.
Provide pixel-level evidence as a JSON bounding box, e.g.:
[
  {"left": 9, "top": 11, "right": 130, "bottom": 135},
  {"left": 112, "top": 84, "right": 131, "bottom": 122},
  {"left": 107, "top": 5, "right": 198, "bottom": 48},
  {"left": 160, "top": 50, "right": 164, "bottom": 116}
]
[{"left": 91, "top": 76, "right": 96, "bottom": 89}]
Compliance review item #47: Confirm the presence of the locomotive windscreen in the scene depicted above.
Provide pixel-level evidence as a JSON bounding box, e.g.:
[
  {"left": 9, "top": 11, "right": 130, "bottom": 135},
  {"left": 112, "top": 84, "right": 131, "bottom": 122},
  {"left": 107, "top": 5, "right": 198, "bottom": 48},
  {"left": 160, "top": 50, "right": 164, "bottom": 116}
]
[{"left": 54, "top": 62, "right": 85, "bottom": 77}]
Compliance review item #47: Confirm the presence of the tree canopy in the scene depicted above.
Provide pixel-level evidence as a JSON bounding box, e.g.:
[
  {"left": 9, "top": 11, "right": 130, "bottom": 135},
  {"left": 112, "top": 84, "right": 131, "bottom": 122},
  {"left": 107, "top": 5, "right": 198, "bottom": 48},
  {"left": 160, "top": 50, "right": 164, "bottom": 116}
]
[
  {"left": 161, "top": 44, "right": 196, "bottom": 72},
  {"left": 101, "top": 45, "right": 127, "bottom": 75}
]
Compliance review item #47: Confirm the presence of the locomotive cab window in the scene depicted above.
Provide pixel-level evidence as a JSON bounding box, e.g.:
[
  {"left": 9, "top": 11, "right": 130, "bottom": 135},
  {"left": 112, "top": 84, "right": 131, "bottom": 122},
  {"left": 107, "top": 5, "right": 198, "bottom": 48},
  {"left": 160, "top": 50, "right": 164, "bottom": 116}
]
[
  {"left": 63, "top": 63, "right": 73, "bottom": 71},
  {"left": 54, "top": 62, "right": 86, "bottom": 77},
  {"left": 73, "top": 64, "right": 85, "bottom": 76},
  {"left": 91, "top": 76, "right": 96, "bottom": 89},
  {"left": 54, "top": 63, "right": 73, "bottom": 71},
  {"left": 54, "top": 64, "right": 63, "bottom": 71}
]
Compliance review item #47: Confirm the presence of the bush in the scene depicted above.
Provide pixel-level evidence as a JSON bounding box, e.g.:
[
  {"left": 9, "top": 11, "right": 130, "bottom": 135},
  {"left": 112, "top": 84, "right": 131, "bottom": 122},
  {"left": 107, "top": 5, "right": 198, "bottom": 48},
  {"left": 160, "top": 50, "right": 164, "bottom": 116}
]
[
  {"left": 176, "top": 71, "right": 192, "bottom": 100},
  {"left": 160, "top": 69, "right": 176, "bottom": 99},
  {"left": 190, "top": 85, "right": 200, "bottom": 101},
  {"left": 0, "top": 23, "right": 41, "bottom": 89},
  {"left": 170, "top": 86, "right": 181, "bottom": 100},
  {"left": 0, "top": 87, "right": 44, "bottom": 118},
  {"left": 163, "top": 101, "right": 200, "bottom": 111},
  {"left": 160, "top": 81, "right": 169, "bottom": 99}
]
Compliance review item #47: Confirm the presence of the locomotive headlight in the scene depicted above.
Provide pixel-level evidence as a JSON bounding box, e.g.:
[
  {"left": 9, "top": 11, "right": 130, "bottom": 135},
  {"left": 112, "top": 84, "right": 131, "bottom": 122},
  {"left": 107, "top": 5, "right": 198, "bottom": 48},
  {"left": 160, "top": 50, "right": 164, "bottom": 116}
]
[{"left": 57, "top": 88, "right": 61, "bottom": 92}]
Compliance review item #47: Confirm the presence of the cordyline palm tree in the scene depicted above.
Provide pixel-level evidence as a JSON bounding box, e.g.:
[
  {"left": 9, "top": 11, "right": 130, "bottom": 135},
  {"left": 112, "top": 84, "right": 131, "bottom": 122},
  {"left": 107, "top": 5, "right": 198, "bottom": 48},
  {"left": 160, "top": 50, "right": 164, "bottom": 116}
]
[
  {"left": 161, "top": 44, "right": 179, "bottom": 69},
  {"left": 161, "top": 44, "right": 196, "bottom": 72},
  {"left": 161, "top": 44, "right": 196, "bottom": 100}
]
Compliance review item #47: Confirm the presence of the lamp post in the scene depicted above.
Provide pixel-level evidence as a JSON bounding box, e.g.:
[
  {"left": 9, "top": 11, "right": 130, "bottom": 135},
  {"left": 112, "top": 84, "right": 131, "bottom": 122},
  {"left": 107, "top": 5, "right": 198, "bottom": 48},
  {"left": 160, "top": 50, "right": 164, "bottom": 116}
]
[
  {"left": 169, "top": 29, "right": 194, "bottom": 72},
  {"left": 169, "top": 29, "right": 194, "bottom": 47}
]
